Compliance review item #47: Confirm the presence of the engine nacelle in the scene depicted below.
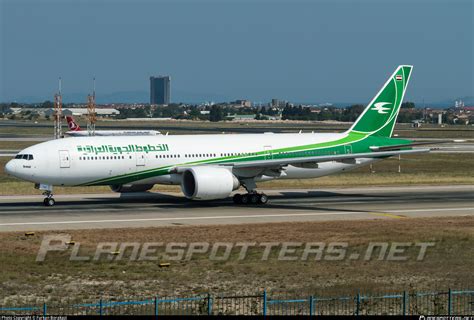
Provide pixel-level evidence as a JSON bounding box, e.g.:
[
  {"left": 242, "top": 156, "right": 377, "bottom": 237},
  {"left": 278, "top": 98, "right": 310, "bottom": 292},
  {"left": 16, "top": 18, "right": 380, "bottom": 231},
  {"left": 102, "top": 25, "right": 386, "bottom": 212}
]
[
  {"left": 181, "top": 167, "right": 240, "bottom": 200},
  {"left": 110, "top": 184, "right": 154, "bottom": 193}
]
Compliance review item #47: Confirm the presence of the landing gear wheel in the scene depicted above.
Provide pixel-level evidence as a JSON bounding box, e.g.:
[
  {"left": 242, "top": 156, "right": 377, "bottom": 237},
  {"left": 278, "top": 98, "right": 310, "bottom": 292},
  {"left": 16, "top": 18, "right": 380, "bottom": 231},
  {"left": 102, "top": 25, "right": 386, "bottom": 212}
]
[
  {"left": 233, "top": 194, "right": 242, "bottom": 204},
  {"left": 241, "top": 194, "right": 249, "bottom": 204},
  {"left": 43, "top": 197, "right": 55, "bottom": 207},
  {"left": 41, "top": 189, "right": 55, "bottom": 206},
  {"left": 259, "top": 194, "right": 268, "bottom": 204},
  {"left": 250, "top": 194, "right": 260, "bottom": 204}
]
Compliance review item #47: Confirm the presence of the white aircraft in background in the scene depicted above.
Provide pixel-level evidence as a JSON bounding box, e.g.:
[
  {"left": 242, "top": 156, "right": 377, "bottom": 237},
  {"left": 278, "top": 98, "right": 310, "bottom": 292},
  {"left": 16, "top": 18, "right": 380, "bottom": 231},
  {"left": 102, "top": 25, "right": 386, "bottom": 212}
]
[
  {"left": 65, "top": 116, "right": 161, "bottom": 136},
  {"left": 6, "top": 65, "right": 437, "bottom": 206}
]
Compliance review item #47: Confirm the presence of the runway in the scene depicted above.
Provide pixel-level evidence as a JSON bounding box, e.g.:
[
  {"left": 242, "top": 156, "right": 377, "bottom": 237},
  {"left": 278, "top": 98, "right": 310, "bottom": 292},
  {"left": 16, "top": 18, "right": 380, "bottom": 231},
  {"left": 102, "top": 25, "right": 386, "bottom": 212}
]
[{"left": 0, "top": 185, "right": 472, "bottom": 232}]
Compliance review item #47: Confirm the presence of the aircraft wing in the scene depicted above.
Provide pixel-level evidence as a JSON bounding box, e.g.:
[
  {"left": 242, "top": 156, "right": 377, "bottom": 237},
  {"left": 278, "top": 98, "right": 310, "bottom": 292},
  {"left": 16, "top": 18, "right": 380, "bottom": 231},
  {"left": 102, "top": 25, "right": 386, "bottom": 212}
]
[
  {"left": 172, "top": 148, "right": 430, "bottom": 173},
  {"left": 230, "top": 148, "right": 430, "bottom": 169}
]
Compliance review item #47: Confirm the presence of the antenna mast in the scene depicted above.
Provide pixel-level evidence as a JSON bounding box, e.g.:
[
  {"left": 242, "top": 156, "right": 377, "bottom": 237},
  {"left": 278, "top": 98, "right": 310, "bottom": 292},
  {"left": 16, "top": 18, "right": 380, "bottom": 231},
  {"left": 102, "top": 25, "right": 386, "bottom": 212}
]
[
  {"left": 53, "top": 77, "right": 63, "bottom": 139},
  {"left": 87, "top": 77, "right": 96, "bottom": 136}
]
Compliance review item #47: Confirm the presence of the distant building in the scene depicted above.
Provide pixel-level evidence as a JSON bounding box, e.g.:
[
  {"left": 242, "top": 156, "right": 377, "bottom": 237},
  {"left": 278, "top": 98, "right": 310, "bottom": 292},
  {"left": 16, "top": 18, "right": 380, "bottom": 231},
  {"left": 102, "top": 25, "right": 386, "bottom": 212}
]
[
  {"left": 455, "top": 99, "right": 465, "bottom": 109},
  {"left": 227, "top": 114, "right": 256, "bottom": 121},
  {"left": 44, "top": 108, "right": 120, "bottom": 117},
  {"left": 150, "top": 76, "right": 171, "bottom": 105},
  {"left": 235, "top": 100, "right": 252, "bottom": 108},
  {"left": 271, "top": 99, "right": 287, "bottom": 108}
]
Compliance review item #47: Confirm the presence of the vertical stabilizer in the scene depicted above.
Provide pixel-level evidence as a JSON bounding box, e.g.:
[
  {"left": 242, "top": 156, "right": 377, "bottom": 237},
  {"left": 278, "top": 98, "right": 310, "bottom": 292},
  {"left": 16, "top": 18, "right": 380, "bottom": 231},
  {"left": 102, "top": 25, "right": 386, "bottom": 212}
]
[{"left": 349, "top": 65, "right": 413, "bottom": 137}]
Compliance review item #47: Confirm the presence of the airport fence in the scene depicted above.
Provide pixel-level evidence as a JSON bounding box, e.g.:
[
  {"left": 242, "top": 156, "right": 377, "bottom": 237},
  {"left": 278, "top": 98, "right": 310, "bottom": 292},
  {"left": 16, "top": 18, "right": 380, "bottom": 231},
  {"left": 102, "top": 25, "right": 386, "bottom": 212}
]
[{"left": 0, "top": 289, "right": 472, "bottom": 316}]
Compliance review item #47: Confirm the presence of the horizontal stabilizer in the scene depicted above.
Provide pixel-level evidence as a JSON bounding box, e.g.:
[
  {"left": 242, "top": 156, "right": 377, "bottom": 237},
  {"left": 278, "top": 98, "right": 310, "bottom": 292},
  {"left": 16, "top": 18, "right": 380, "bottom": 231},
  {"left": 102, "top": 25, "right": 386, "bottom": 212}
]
[{"left": 369, "top": 140, "right": 453, "bottom": 151}]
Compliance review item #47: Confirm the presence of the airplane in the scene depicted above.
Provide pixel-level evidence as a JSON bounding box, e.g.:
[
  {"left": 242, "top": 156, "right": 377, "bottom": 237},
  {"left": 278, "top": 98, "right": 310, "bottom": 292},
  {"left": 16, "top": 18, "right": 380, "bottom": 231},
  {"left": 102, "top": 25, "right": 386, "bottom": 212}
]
[
  {"left": 5, "top": 65, "right": 436, "bottom": 206},
  {"left": 65, "top": 115, "right": 161, "bottom": 136}
]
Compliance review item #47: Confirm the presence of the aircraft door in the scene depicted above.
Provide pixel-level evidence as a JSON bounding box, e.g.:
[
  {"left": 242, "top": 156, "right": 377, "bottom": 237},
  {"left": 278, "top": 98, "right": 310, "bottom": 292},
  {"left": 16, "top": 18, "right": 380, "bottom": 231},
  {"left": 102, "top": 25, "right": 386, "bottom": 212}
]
[
  {"left": 264, "top": 146, "right": 273, "bottom": 160},
  {"left": 136, "top": 152, "right": 146, "bottom": 166},
  {"left": 59, "top": 150, "right": 70, "bottom": 168},
  {"left": 344, "top": 145, "right": 352, "bottom": 154}
]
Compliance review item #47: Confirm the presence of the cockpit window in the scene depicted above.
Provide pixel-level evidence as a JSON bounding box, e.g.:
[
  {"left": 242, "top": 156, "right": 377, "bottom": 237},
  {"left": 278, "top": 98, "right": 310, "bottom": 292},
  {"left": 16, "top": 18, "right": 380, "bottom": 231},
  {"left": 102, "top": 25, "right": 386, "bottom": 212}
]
[{"left": 14, "top": 154, "right": 34, "bottom": 160}]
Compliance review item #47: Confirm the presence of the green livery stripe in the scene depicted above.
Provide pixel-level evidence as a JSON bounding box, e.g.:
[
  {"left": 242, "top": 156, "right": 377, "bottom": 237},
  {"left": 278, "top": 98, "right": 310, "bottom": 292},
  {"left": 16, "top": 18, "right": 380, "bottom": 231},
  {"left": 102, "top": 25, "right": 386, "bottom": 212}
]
[{"left": 80, "top": 131, "right": 371, "bottom": 186}]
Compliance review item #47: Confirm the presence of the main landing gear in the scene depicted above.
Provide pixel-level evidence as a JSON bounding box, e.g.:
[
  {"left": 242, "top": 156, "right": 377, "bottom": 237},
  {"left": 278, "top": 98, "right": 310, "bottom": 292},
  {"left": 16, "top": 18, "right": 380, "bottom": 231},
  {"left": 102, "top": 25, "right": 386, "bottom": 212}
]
[
  {"left": 233, "top": 179, "right": 268, "bottom": 205},
  {"left": 42, "top": 191, "right": 55, "bottom": 207},
  {"left": 233, "top": 192, "right": 268, "bottom": 205}
]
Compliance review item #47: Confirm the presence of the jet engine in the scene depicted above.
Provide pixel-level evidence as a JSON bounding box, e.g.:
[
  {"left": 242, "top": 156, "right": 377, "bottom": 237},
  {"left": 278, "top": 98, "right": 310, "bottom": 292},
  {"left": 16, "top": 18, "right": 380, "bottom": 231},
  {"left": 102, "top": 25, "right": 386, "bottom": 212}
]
[{"left": 181, "top": 167, "right": 240, "bottom": 200}]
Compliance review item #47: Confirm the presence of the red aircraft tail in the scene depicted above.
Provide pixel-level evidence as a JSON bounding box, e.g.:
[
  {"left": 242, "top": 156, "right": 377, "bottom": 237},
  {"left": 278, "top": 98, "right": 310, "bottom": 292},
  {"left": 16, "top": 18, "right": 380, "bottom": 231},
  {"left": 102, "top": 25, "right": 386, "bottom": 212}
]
[{"left": 65, "top": 116, "right": 81, "bottom": 131}]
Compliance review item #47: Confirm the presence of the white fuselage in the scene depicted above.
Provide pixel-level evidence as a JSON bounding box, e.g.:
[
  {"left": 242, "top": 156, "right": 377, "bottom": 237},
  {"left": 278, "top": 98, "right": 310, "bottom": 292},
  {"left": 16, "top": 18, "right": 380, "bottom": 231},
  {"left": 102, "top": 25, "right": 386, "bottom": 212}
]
[{"left": 5, "top": 132, "right": 376, "bottom": 187}]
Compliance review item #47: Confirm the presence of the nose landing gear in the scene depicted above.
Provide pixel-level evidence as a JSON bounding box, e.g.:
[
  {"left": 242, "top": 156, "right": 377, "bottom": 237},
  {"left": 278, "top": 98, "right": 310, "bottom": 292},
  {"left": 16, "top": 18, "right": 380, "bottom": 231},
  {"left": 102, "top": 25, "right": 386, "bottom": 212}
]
[
  {"left": 35, "top": 184, "right": 55, "bottom": 207},
  {"left": 42, "top": 191, "right": 56, "bottom": 207}
]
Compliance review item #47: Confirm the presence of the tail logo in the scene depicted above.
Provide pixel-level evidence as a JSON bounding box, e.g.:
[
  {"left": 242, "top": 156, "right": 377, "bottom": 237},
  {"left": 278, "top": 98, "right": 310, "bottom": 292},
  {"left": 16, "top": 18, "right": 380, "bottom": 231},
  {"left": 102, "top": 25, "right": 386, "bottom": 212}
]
[{"left": 370, "top": 102, "right": 391, "bottom": 114}]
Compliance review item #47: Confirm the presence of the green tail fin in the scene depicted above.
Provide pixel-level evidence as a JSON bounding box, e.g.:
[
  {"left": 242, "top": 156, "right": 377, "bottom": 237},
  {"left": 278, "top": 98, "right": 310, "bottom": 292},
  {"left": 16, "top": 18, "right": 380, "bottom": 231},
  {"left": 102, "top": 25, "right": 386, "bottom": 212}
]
[{"left": 349, "top": 65, "right": 413, "bottom": 137}]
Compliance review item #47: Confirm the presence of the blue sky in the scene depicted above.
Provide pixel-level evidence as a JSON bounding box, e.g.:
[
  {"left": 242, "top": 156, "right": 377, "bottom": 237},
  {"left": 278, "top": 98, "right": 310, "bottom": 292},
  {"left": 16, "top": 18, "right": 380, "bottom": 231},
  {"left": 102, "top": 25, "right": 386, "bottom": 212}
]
[{"left": 1, "top": 0, "right": 472, "bottom": 104}]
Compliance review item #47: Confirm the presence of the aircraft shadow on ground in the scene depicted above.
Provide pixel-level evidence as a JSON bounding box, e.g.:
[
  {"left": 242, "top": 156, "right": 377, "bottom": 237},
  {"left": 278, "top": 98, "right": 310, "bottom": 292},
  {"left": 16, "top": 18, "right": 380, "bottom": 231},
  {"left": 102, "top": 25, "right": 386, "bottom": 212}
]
[
  {"left": 0, "top": 190, "right": 396, "bottom": 214},
  {"left": 2, "top": 189, "right": 468, "bottom": 212},
  {"left": 275, "top": 190, "right": 392, "bottom": 199}
]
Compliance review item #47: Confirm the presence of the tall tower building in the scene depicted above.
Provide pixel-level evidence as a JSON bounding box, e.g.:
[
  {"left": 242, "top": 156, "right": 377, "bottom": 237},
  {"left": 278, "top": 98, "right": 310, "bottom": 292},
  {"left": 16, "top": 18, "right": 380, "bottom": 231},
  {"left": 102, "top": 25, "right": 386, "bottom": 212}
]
[{"left": 150, "top": 76, "right": 171, "bottom": 105}]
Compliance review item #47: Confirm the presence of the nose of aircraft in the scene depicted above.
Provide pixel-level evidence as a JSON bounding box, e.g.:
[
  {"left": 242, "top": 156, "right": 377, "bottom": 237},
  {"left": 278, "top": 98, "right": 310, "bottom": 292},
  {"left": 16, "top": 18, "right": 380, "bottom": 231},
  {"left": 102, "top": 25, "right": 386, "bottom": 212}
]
[{"left": 5, "top": 160, "right": 16, "bottom": 176}]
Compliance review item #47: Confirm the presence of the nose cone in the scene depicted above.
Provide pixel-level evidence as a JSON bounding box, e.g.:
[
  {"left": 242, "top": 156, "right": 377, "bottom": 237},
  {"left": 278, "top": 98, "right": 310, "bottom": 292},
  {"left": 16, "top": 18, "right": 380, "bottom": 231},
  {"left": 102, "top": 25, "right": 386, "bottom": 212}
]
[{"left": 5, "top": 160, "right": 16, "bottom": 176}]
